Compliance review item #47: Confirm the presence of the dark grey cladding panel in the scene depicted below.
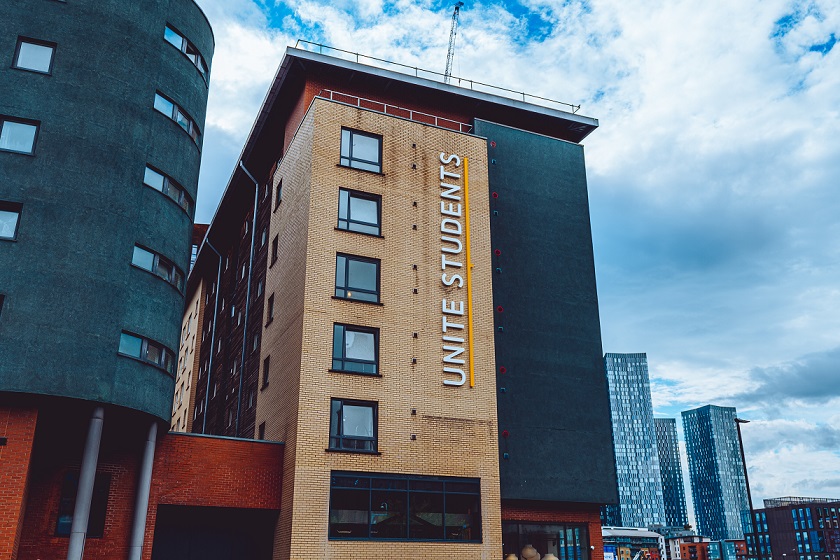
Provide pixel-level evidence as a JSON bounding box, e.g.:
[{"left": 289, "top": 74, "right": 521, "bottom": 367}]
[
  {"left": 474, "top": 119, "right": 618, "bottom": 505},
  {"left": 0, "top": 0, "right": 212, "bottom": 421}
]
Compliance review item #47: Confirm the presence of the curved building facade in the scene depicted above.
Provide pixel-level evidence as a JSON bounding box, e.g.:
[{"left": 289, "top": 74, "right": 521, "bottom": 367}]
[{"left": 0, "top": 0, "right": 213, "bottom": 421}]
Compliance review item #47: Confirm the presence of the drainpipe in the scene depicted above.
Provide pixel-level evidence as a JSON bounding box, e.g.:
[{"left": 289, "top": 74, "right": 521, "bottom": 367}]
[
  {"left": 66, "top": 406, "right": 104, "bottom": 560},
  {"left": 127, "top": 421, "right": 157, "bottom": 560},
  {"left": 235, "top": 160, "right": 259, "bottom": 438},
  {"left": 202, "top": 240, "right": 223, "bottom": 434}
]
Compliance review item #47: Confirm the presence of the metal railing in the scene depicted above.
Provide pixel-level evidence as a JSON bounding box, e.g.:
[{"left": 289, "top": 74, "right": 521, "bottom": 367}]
[
  {"left": 295, "top": 39, "right": 581, "bottom": 114},
  {"left": 317, "top": 89, "right": 473, "bottom": 134}
]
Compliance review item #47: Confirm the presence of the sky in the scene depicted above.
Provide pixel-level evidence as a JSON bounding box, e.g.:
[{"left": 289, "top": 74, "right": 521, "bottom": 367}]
[{"left": 191, "top": 0, "right": 840, "bottom": 515}]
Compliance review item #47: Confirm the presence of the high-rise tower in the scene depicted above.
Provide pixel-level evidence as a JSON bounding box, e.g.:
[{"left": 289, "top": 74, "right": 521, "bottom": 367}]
[
  {"left": 682, "top": 405, "right": 749, "bottom": 540},
  {"left": 604, "top": 352, "right": 666, "bottom": 527},
  {"left": 655, "top": 417, "right": 689, "bottom": 527}
]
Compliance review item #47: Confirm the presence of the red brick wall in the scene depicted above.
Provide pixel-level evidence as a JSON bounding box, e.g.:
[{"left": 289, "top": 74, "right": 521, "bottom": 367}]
[
  {"left": 502, "top": 501, "right": 605, "bottom": 560},
  {"left": 0, "top": 406, "right": 38, "bottom": 560},
  {"left": 16, "top": 421, "right": 282, "bottom": 560}
]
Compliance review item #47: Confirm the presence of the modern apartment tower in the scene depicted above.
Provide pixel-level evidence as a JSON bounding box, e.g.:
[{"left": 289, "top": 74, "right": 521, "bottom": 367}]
[
  {"left": 604, "top": 353, "right": 666, "bottom": 527},
  {"left": 0, "top": 0, "right": 214, "bottom": 558},
  {"left": 655, "top": 418, "right": 690, "bottom": 527},
  {"left": 181, "top": 44, "right": 618, "bottom": 559},
  {"left": 682, "top": 405, "right": 749, "bottom": 541}
]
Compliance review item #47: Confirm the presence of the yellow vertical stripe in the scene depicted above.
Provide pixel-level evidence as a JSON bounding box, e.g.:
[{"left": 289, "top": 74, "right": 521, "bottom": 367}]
[{"left": 463, "top": 157, "right": 476, "bottom": 388}]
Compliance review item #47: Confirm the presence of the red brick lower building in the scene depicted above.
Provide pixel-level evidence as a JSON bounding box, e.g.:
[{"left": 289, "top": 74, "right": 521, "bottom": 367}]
[{"left": 0, "top": 402, "right": 283, "bottom": 560}]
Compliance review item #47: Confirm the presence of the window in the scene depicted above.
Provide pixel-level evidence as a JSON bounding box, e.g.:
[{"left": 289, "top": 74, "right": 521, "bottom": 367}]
[
  {"left": 258, "top": 422, "right": 266, "bottom": 440},
  {"left": 275, "top": 179, "right": 282, "bottom": 209},
  {"left": 0, "top": 295, "right": 5, "bottom": 318},
  {"left": 266, "top": 294, "right": 275, "bottom": 325},
  {"left": 270, "top": 235, "right": 279, "bottom": 266},
  {"left": 340, "top": 128, "right": 382, "bottom": 172},
  {"left": 332, "top": 324, "right": 378, "bottom": 374},
  {"left": 56, "top": 471, "right": 111, "bottom": 538},
  {"left": 262, "top": 355, "right": 270, "bottom": 388},
  {"left": 154, "top": 92, "right": 200, "bottom": 143},
  {"left": 13, "top": 37, "right": 55, "bottom": 74},
  {"left": 118, "top": 331, "right": 176, "bottom": 375},
  {"left": 143, "top": 165, "right": 191, "bottom": 213},
  {"left": 502, "top": 522, "right": 589, "bottom": 560},
  {"left": 131, "top": 245, "right": 184, "bottom": 292},
  {"left": 252, "top": 331, "right": 259, "bottom": 353},
  {"left": 329, "top": 399, "right": 377, "bottom": 452},
  {"left": 329, "top": 472, "right": 481, "bottom": 541},
  {"left": 335, "top": 254, "right": 380, "bottom": 302},
  {"left": 0, "top": 117, "right": 38, "bottom": 154},
  {"left": 163, "top": 24, "right": 209, "bottom": 80},
  {"left": 0, "top": 201, "right": 22, "bottom": 240},
  {"left": 337, "top": 188, "right": 381, "bottom": 236}
]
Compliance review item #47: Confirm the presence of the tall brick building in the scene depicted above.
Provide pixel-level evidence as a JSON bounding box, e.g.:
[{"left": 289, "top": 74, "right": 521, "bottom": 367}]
[{"left": 182, "top": 43, "right": 617, "bottom": 559}]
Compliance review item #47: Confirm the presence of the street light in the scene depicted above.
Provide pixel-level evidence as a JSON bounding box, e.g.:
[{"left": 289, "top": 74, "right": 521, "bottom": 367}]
[{"left": 735, "top": 418, "right": 762, "bottom": 560}]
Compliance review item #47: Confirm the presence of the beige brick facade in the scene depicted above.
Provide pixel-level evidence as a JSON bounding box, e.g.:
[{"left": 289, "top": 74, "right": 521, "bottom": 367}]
[
  {"left": 258, "top": 98, "right": 502, "bottom": 559},
  {"left": 172, "top": 278, "right": 205, "bottom": 433}
]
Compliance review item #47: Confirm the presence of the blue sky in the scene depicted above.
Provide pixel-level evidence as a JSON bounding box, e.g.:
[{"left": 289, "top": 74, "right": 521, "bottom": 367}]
[{"left": 193, "top": 0, "right": 840, "bottom": 512}]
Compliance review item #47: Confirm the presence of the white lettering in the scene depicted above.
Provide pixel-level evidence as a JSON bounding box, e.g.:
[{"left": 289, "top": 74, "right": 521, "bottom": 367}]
[
  {"left": 440, "top": 152, "right": 462, "bottom": 166},
  {"left": 442, "top": 299, "right": 464, "bottom": 315},
  {"left": 441, "top": 218, "right": 462, "bottom": 235},
  {"left": 443, "top": 345, "right": 466, "bottom": 364},
  {"left": 441, "top": 255, "right": 462, "bottom": 269},
  {"left": 441, "top": 236, "right": 462, "bottom": 254},
  {"left": 441, "top": 272, "right": 463, "bottom": 287},
  {"left": 443, "top": 367, "right": 466, "bottom": 386},
  {"left": 442, "top": 316, "right": 465, "bottom": 332},
  {"left": 440, "top": 202, "right": 462, "bottom": 217},
  {"left": 440, "top": 182, "right": 461, "bottom": 201}
]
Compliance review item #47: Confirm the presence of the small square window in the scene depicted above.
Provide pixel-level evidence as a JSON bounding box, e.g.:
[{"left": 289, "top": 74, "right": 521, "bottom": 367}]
[
  {"left": 337, "top": 189, "right": 381, "bottom": 236},
  {"left": 340, "top": 128, "right": 382, "bottom": 173},
  {"left": 332, "top": 324, "right": 378, "bottom": 375},
  {"left": 0, "top": 118, "right": 39, "bottom": 154},
  {"left": 14, "top": 38, "right": 56, "bottom": 74},
  {"left": 0, "top": 202, "right": 22, "bottom": 240},
  {"left": 329, "top": 398, "right": 377, "bottom": 452},
  {"left": 335, "top": 254, "right": 380, "bottom": 303}
]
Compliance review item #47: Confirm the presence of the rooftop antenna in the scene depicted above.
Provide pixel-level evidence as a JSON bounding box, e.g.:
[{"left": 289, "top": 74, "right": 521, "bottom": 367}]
[{"left": 444, "top": 1, "right": 464, "bottom": 84}]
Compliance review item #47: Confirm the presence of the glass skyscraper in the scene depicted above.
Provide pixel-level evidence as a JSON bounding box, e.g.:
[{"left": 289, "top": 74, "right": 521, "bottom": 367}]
[
  {"left": 654, "top": 418, "right": 689, "bottom": 527},
  {"left": 604, "top": 353, "right": 666, "bottom": 527},
  {"left": 682, "top": 405, "right": 749, "bottom": 540}
]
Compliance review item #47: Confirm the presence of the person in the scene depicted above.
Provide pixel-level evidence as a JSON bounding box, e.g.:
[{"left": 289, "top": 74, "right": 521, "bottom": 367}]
[{"left": 521, "top": 545, "right": 541, "bottom": 560}]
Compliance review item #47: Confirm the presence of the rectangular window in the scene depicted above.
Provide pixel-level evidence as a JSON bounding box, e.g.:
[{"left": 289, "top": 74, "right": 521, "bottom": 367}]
[
  {"left": 0, "top": 201, "right": 22, "bottom": 240},
  {"left": 502, "top": 522, "right": 589, "bottom": 560},
  {"left": 0, "top": 294, "right": 5, "bottom": 318},
  {"left": 0, "top": 117, "right": 39, "bottom": 154},
  {"left": 118, "top": 331, "right": 176, "bottom": 375},
  {"left": 337, "top": 188, "right": 381, "bottom": 236},
  {"left": 56, "top": 471, "right": 111, "bottom": 538},
  {"left": 335, "top": 254, "right": 380, "bottom": 302},
  {"left": 266, "top": 294, "right": 275, "bottom": 324},
  {"left": 262, "top": 355, "right": 270, "bottom": 388},
  {"left": 275, "top": 179, "right": 283, "bottom": 209},
  {"left": 329, "top": 472, "right": 481, "bottom": 541},
  {"left": 270, "top": 235, "right": 278, "bottom": 265},
  {"left": 163, "top": 24, "right": 208, "bottom": 80},
  {"left": 143, "top": 165, "right": 191, "bottom": 213},
  {"left": 258, "top": 422, "right": 266, "bottom": 440},
  {"left": 329, "top": 399, "right": 377, "bottom": 452},
  {"left": 131, "top": 244, "right": 184, "bottom": 292},
  {"left": 332, "top": 324, "right": 378, "bottom": 374},
  {"left": 13, "top": 37, "right": 56, "bottom": 74},
  {"left": 154, "top": 92, "right": 200, "bottom": 144},
  {"left": 340, "top": 128, "right": 382, "bottom": 172}
]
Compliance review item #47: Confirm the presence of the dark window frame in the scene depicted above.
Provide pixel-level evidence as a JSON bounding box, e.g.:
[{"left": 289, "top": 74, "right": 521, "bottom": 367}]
[
  {"left": 328, "top": 398, "right": 378, "bottom": 453},
  {"left": 55, "top": 471, "right": 111, "bottom": 538},
  {"left": 337, "top": 188, "right": 382, "bottom": 236},
  {"left": 328, "top": 471, "right": 482, "bottom": 542},
  {"left": 0, "top": 116, "right": 40, "bottom": 155},
  {"left": 270, "top": 235, "right": 279, "bottom": 266},
  {"left": 118, "top": 330, "right": 177, "bottom": 376},
  {"left": 0, "top": 201, "right": 23, "bottom": 241},
  {"left": 501, "top": 521, "right": 590, "bottom": 560},
  {"left": 339, "top": 128, "right": 382, "bottom": 173},
  {"left": 131, "top": 244, "right": 184, "bottom": 293},
  {"left": 266, "top": 293, "right": 275, "bottom": 325},
  {"left": 12, "top": 36, "right": 57, "bottom": 75},
  {"left": 153, "top": 91, "right": 201, "bottom": 145},
  {"left": 261, "top": 355, "right": 270, "bottom": 389},
  {"left": 143, "top": 164, "right": 192, "bottom": 215},
  {"left": 274, "top": 179, "right": 283, "bottom": 210},
  {"left": 334, "top": 253, "right": 381, "bottom": 303},
  {"left": 163, "top": 23, "right": 209, "bottom": 82},
  {"left": 331, "top": 323, "right": 379, "bottom": 375}
]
